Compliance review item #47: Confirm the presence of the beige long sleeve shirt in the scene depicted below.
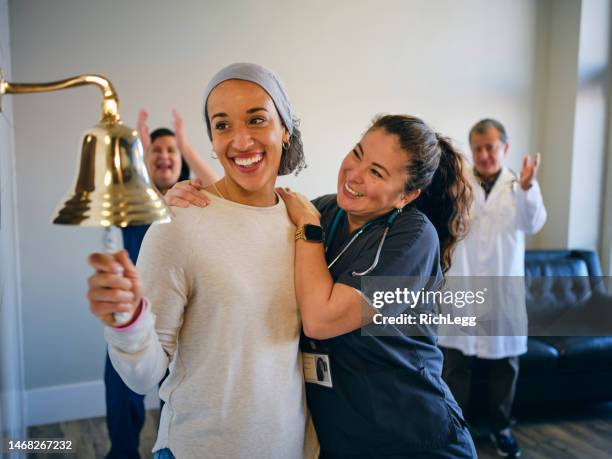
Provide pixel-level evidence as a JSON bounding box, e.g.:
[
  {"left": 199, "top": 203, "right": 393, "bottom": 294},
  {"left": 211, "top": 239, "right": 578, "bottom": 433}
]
[{"left": 106, "top": 191, "right": 317, "bottom": 459}]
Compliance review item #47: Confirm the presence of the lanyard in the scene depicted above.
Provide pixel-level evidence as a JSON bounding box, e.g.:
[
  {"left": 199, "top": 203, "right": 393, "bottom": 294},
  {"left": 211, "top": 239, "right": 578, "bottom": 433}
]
[{"left": 325, "top": 208, "right": 400, "bottom": 274}]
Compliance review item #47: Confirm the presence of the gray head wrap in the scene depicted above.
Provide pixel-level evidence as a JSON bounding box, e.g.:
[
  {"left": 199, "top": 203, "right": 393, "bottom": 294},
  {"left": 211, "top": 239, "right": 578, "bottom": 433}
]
[{"left": 203, "top": 62, "right": 306, "bottom": 175}]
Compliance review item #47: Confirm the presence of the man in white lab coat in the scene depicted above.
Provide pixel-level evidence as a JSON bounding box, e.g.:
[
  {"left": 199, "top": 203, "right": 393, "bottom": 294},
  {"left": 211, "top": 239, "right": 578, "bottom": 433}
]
[{"left": 438, "top": 119, "right": 547, "bottom": 458}]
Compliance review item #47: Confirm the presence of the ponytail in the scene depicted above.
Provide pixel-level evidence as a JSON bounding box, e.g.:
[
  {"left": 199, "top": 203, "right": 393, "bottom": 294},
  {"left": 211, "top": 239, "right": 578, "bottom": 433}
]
[
  {"left": 416, "top": 134, "right": 472, "bottom": 273},
  {"left": 368, "top": 115, "right": 472, "bottom": 273}
]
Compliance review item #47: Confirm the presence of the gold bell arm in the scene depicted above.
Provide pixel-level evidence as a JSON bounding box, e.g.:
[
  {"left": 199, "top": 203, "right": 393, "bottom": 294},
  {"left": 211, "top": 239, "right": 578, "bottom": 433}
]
[{"left": 0, "top": 71, "right": 120, "bottom": 124}]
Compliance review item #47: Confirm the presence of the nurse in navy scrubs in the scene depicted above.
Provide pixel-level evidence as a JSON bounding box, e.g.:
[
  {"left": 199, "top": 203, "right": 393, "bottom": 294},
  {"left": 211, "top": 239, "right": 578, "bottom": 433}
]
[
  {"left": 277, "top": 115, "right": 475, "bottom": 458},
  {"left": 166, "top": 114, "right": 476, "bottom": 458}
]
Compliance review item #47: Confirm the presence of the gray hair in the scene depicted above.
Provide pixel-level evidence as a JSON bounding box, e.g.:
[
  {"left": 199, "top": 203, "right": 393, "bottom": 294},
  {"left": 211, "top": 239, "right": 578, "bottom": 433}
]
[
  {"left": 203, "top": 62, "right": 306, "bottom": 176},
  {"left": 469, "top": 118, "right": 508, "bottom": 145}
]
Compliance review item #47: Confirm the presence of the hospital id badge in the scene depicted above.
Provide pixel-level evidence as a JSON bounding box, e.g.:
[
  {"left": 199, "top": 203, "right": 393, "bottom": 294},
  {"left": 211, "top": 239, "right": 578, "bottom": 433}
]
[{"left": 303, "top": 352, "right": 333, "bottom": 388}]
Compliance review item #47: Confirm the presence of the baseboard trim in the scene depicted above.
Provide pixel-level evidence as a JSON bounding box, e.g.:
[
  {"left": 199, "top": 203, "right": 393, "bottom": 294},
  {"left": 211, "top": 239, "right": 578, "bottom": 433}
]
[
  {"left": 26, "top": 380, "right": 159, "bottom": 427},
  {"left": 1, "top": 389, "right": 27, "bottom": 438}
]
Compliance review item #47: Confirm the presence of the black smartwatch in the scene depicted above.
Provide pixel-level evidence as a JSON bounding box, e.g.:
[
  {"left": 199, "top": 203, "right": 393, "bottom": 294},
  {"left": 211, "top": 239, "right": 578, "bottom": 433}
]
[{"left": 295, "top": 224, "right": 324, "bottom": 243}]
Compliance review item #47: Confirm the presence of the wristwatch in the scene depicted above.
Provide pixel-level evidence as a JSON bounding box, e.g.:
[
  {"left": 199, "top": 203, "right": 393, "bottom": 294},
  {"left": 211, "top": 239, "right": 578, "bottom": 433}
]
[{"left": 295, "top": 224, "right": 324, "bottom": 242}]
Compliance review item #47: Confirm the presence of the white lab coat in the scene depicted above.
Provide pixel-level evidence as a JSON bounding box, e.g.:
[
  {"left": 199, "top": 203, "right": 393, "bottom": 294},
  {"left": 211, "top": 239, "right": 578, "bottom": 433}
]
[{"left": 437, "top": 167, "right": 547, "bottom": 358}]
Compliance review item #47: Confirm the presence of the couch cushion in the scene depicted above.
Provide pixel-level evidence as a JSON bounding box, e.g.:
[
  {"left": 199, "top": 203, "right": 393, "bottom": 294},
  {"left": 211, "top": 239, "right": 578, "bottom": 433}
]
[
  {"left": 525, "top": 275, "right": 593, "bottom": 326},
  {"left": 526, "top": 258, "right": 589, "bottom": 277},
  {"left": 525, "top": 255, "right": 591, "bottom": 317},
  {"left": 519, "top": 339, "right": 559, "bottom": 375},
  {"left": 539, "top": 336, "right": 612, "bottom": 373},
  {"left": 528, "top": 292, "right": 612, "bottom": 335}
]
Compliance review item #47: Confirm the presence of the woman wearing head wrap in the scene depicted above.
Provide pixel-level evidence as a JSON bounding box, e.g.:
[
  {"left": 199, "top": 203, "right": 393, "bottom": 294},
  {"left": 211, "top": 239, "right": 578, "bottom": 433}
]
[
  {"left": 86, "top": 63, "right": 317, "bottom": 459},
  {"left": 169, "top": 112, "right": 478, "bottom": 456}
]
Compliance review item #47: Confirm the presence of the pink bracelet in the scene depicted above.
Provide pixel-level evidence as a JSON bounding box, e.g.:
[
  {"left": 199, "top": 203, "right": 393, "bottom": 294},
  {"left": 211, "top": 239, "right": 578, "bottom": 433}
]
[{"left": 113, "top": 298, "right": 148, "bottom": 332}]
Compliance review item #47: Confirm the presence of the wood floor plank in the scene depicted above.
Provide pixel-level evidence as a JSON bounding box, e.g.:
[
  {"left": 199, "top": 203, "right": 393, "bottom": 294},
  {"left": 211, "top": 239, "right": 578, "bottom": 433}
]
[{"left": 25, "top": 404, "right": 612, "bottom": 458}]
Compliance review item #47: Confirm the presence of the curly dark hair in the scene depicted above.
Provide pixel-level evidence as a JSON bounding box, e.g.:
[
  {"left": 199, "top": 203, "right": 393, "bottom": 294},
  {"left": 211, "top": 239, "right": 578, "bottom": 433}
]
[
  {"left": 368, "top": 115, "right": 473, "bottom": 273},
  {"left": 278, "top": 119, "right": 307, "bottom": 176}
]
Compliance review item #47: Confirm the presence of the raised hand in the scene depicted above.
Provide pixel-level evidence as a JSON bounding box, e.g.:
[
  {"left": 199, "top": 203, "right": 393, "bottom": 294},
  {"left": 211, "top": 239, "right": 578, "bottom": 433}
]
[
  {"left": 87, "top": 250, "right": 143, "bottom": 327},
  {"left": 519, "top": 153, "right": 541, "bottom": 191},
  {"left": 165, "top": 178, "right": 209, "bottom": 208},
  {"left": 172, "top": 109, "right": 188, "bottom": 150},
  {"left": 137, "top": 109, "right": 151, "bottom": 152}
]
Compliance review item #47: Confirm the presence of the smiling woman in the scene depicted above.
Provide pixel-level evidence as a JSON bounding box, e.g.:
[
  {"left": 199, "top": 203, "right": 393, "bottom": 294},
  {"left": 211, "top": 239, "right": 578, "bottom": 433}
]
[
  {"left": 205, "top": 79, "right": 287, "bottom": 204},
  {"left": 204, "top": 63, "right": 306, "bottom": 180},
  {"left": 336, "top": 128, "right": 422, "bottom": 233},
  {"left": 276, "top": 114, "right": 476, "bottom": 458},
  {"left": 85, "top": 63, "right": 317, "bottom": 459}
]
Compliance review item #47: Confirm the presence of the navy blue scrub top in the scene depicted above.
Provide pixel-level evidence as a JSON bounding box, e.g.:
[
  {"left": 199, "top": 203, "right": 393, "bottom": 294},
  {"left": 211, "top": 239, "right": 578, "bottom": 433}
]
[
  {"left": 302, "top": 194, "right": 466, "bottom": 455},
  {"left": 121, "top": 224, "right": 150, "bottom": 264}
]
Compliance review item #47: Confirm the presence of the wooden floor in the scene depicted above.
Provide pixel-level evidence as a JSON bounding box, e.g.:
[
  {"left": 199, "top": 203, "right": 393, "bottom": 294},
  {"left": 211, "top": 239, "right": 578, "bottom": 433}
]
[
  {"left": 27, "top": 403, "right": 612, "bottom": 458},
  {"left": 27, "top": 410, "right": 159, "bottom": 459},
  {"left": 472, "top": 402, "right": 612, "bottom": 458}
]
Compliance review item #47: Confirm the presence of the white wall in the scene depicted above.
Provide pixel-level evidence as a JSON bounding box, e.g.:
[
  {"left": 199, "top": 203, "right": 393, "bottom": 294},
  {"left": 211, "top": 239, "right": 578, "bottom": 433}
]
[
  {"left": 533, "top": 0, "right": 612, "bottom": 262},
  {"left": 0, "top": 0, "right": 26, "bottom": 449},
  {"left": 534, "top": 0, "right": 582, "bottom": 249},
  {"left": 604, "top": 112, "right": 612, "bottom": 274},
  {"left": 8, "top": 0, "right": 552, "bottom": 423},
  {"left": 568, "top": 0, "right": 609, "bottom": 251}
]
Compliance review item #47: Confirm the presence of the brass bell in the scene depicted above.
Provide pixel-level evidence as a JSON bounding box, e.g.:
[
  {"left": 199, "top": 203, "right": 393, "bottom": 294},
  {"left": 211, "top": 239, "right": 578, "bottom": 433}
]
[
  {"left": 0, "top": 72, "right": 171, "bottom": 227},
  {"left": 53, "top": 122, "right": 170, "bottom": 227},
  {"left": 1, "top": 72, "right": 170, "bottom": 325}
]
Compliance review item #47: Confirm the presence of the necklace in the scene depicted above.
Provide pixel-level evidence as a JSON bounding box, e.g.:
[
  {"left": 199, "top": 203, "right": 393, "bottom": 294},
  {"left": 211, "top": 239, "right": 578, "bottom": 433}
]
[
  {"left": 212, "top": 181, "right": 225, "bottom": 200},
  {"left": 212, "top": 179, "right": 278, "bottom": 206}
]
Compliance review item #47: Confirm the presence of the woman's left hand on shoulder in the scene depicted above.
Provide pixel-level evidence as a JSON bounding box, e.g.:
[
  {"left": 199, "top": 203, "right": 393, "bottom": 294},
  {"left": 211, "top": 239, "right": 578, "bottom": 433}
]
[
  {"left": 276, "top": 188, "right": 320, "bottom": 226},
  {"left": 165, "top": 178, "right": 209, "bottom": 208}
]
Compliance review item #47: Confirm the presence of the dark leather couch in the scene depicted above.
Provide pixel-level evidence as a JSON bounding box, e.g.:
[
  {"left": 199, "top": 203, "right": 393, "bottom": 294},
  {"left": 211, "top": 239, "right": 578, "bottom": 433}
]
[
  {"left": 516, "top": 250, "right": 612, "bottom": 405},
  {"left": 467, "top": 250, "right": 612, "bottom": 407}
]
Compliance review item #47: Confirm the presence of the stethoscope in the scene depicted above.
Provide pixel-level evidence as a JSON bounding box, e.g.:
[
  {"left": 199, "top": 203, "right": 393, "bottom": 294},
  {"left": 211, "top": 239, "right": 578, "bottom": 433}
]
[{"left": 325, "top": 207, "right": 401, "bottom": 276}]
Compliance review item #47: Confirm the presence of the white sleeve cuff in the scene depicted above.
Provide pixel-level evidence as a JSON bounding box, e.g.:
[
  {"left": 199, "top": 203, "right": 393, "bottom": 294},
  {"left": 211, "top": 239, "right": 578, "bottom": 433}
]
[{"left": 105, "top": 303, "right": 156, "bottom": 354}]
